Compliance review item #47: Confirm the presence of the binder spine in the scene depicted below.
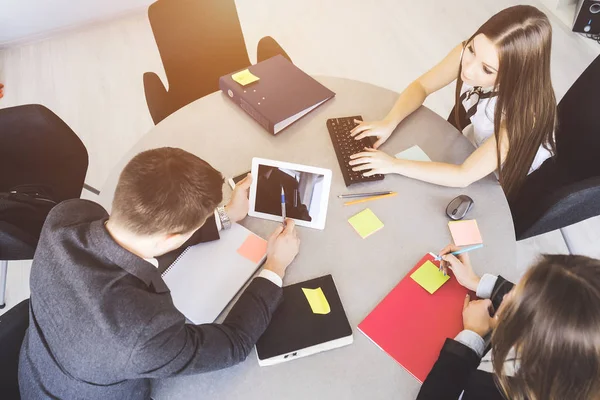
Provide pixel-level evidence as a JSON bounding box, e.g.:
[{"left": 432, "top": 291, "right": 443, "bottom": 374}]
[
  {"left": 161, "top": 246, "right": 191, "bottom": 277},
  {"left": 219, "top": 76, "right": 275, "bottom": 134}
]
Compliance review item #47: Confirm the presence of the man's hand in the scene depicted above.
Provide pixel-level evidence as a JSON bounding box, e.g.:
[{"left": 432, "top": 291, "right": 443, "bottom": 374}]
[
  {"left": 225, "top": 174, "right": 252, "bottom": 223},
  {"left": 462, "top": 295, "right": 496, "bottom": 337},
  {"left": 264, "top": 219, "right": 300, "bottom": 279}
]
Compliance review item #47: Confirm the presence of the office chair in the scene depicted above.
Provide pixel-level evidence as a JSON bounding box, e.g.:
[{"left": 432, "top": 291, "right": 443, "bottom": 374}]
[
  {"left": 510, "top": 54, "right": 600, "bottom": 240},
  {"left": 143, "top": 0, "right": 292, "bottom": 125},
  {"left": 0, "top": 104, "right": 88, "bottom": 308},
  {"left": 0, "top": 298, "right": 29, "bottom": 399}
]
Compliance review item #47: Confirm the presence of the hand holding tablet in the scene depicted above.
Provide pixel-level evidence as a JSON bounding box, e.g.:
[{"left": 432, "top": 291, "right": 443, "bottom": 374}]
[{"left": 249, "top": 158, "right": 333, "bottom": 230}]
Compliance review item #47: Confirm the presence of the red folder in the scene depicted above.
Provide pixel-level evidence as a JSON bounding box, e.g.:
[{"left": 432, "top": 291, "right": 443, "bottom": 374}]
[{"left": 358, "top": 253, "right": 469, "bottom": 383}]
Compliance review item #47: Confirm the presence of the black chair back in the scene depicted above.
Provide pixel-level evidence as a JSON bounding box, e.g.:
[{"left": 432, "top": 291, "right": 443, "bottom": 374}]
[
  {"left": 555, "top": 55, "right": 600, "bottom": 181},
  {"left": 0, "top": 105, "right": 88, "bottom": 203},
  {"left": 512, "top": 55, "right": 600, "bottom": 239},
  {"left": 0, "top": 298, "right": 30, "bottom": 399},
  {"left": 149, "top": 0, "right": 251, "bottom": 106},
  {"left": 143, "top": 0, "right": 292, "bottom": 124}
]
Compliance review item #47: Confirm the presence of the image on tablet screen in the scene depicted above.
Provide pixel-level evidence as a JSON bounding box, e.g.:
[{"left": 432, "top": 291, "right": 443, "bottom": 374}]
[{"left": 255, "top": 165, "right": 325, "bottom": 222}]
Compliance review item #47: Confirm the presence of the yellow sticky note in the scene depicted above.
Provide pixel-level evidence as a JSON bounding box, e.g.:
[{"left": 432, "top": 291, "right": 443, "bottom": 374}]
[
  {"left": 410, "top": 260, "right": 450, "bottom": 294},
  {"left": 302, "top": 287, "right": 331, "bottom": 315},
  {"left": 348, "top": 208, "right": 384, "bottom": 239},
  {"left": 231, "top": 69, "right": 260, "bottom": 86}
]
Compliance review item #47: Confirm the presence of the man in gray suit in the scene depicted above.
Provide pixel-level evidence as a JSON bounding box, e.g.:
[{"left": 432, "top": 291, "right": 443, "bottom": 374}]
[{"left": 18, "top": 147, "right": 300, "bottom": 399}]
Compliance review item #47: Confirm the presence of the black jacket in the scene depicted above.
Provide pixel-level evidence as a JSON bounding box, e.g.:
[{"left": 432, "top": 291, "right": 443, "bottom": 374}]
[
  {"left": 19, "top": 199, "right": 282, "bottom": 399},
  {"left": 417, "top": 276, "right": 515, "bottom": 400}
]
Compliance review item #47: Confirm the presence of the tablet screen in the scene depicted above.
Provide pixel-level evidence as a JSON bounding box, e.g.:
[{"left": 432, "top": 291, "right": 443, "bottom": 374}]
[{"left": 255, "top": 165, "right": 326, "bottom": 222}]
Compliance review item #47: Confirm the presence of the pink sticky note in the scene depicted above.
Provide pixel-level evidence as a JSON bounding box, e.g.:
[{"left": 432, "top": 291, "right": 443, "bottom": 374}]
[
  {"left": 237, "top": 234, "right": 268, "bottom": 264},
  {"left": 448, "top": 220, "right": 483, "bottom": 246}
]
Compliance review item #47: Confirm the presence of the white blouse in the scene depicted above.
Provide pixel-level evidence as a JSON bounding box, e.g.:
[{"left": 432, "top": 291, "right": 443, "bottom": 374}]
[{"left": 460, "top": 82, "right": 552, "bottom": 174}]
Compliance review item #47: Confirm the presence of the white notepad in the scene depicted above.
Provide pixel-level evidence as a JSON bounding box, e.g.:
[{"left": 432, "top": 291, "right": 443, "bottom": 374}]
[
  {"left": 395, "top": 145, "right": 431, "bottom": 162},
  {"left": 161, "top": 223, "right": 268, "bottom": 324}
]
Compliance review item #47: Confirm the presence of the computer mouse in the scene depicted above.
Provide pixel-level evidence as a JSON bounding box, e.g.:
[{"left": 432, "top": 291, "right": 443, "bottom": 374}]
[{"left": 446, "top": 195, "right": 474, "bottom": 220}]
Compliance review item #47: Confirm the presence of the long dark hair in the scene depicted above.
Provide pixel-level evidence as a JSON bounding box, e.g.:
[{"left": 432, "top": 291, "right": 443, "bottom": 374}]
[
  {"left": 454, "top": 6, "right": 556, "bottom": 201},
  {"left": 491, "top": 255, "right": 600, "bottom": 399}
]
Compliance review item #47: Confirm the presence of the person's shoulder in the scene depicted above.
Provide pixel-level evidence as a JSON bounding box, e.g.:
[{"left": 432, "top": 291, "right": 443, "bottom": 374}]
[
  {"left": 47, "top": 199, "right": 108, "bottom": 229},
  {"left": 463, "top": 369, "right": 505, "bottom": 400}
]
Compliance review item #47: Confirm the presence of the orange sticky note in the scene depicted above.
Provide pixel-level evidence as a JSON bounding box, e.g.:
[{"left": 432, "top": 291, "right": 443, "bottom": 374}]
[
  {"left": 448, "top": 220, "right": 483, "bottom": 246},
  {"left": 237, "top": 234, "right": 268, "bottom": 264}
]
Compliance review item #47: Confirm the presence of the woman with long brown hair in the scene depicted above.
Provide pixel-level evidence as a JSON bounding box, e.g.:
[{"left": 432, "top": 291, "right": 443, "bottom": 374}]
[
  {"left": 348, "top": 5, "right": 556, "bottom": 201},
  {"left": 416, "top": 247, "right": 600, "bottom": 399}
]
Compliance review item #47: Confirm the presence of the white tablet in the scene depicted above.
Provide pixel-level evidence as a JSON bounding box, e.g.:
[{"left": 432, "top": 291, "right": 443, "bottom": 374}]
[{"left": 249, "top": 158, "right": 332, "bottom": 230}]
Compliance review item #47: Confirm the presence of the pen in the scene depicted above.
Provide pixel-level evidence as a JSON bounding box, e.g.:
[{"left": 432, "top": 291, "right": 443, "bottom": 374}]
[
  {"left": 281, "top": 186, "right": 286, "bottom": 226},
  {"left": 343, "top": 192, "right": 397, "bottom": 206},
  {"left": 436, "top": 244, "right": 484, "bottom": 275},
  {"left": 338, "top": 191, "right": 394, "bottom": 199}
]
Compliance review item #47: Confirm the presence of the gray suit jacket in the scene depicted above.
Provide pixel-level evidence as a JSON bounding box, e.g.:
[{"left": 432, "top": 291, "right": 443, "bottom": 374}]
[{"left": 19, "top": 199, "right": 282, "bottom": 399}]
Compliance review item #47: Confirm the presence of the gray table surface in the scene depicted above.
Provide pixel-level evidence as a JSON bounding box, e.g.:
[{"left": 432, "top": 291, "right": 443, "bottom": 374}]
[{"left": 99, "top": 76, "right": 517, "bottom": 400}]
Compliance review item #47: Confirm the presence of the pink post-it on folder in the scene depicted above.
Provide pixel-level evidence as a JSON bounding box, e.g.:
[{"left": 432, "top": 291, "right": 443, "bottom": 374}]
[
  {"left": 448, "top": 220, "right": 483, "bottom": 246},
  {"left": 237, "top": 234, "right": 268, "bottom": 264}
]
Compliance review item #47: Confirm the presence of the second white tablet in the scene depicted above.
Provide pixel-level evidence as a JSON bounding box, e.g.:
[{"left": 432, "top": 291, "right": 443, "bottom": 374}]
[{"left": 249, "top": 158, "right": 332, "bottom": 230}]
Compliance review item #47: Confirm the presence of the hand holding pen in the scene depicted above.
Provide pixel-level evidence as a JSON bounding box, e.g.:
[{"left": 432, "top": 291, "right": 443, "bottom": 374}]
[{"left": 437, "top": 244, "right": 482, "bottom": 292}]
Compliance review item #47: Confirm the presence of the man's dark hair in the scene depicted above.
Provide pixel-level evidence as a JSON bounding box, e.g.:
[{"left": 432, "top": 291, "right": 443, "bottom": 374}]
[{"left": 111, "top": 147, "right": 223, "bottom": 235}]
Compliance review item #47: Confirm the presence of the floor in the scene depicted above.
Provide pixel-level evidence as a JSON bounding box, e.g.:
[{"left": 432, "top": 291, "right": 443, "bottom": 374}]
[{"left": 1, "top": 0, "right": 599, "bottom": 315}]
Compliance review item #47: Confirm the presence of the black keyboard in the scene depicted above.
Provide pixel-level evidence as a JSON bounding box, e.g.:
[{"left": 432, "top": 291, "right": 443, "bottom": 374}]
[{"left": 326, "top": 116, "right": 385, "bottom": 187}]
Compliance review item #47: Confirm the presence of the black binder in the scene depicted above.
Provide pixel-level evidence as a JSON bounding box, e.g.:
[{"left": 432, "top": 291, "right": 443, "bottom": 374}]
[
  {"left": 219, "top": 55, "right": 335, "bottom": 135},
  {"left": 256, "top": 274, "right": 353, "bottom": 366}
]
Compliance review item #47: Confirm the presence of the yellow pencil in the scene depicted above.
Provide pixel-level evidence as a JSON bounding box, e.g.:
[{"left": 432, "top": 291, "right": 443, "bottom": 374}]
[{"left": 344, "top": 192, "right": 397, "bottom": 206}]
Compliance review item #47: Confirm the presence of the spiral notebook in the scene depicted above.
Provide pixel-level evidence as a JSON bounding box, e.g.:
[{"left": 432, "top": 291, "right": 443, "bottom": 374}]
[{"left": 161, "top": 223, "right": 268, "bottom": 324}]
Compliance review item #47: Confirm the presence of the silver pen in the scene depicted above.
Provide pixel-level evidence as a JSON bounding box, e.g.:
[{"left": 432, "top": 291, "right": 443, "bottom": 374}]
[{"left": 281, "top": 186, "right": 287, "bottom": 226}]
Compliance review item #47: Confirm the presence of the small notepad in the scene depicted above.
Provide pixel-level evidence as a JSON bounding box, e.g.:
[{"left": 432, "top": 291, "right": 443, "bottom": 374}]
[
  {"left": 232, "top": 69, "right": 260, "bottom": 86},
  {"left": 448, "top": 220, "right": 483, "bottom": 246},
  {"left": 395, "top": 145, "right": 431, "bottom": 162},
  {"left": 410, "top": 260, "right": 450, "bottom": 294},
  {"left": 302, "top": 287, "right": 331, "bottom": 314},
  {"left": 348, "top": 208, "right": 384, "bottom": 239},
  {"left": 237, "top": 234, "right": 268, "bottom": 264}
]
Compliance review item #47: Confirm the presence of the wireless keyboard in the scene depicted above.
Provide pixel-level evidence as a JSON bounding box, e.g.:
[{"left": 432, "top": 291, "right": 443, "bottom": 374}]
[{"left": 326, "top": 116, "right": 385, "bottom": 187}]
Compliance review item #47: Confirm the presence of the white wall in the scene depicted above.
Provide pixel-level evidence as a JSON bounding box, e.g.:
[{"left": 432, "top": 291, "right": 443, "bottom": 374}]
[{"left": 0, "top": 0, "right": 154, "bottom": 46}]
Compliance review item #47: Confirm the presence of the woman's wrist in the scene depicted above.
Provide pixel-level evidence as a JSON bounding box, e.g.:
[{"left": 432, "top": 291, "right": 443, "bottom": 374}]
[
  {"left": 383, "top": 116, "right": 400, "bottom": 129},
  {"left": 392, "top": 158, "right": 405, "bottom": 174},
  {"left": 466, "top": 274, "right": 481, "bottom": 292}
]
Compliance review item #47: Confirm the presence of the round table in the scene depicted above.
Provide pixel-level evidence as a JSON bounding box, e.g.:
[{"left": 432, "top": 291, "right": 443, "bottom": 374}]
[{"left": 99, "top": 76, "right": 517, "bottom": 400}]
